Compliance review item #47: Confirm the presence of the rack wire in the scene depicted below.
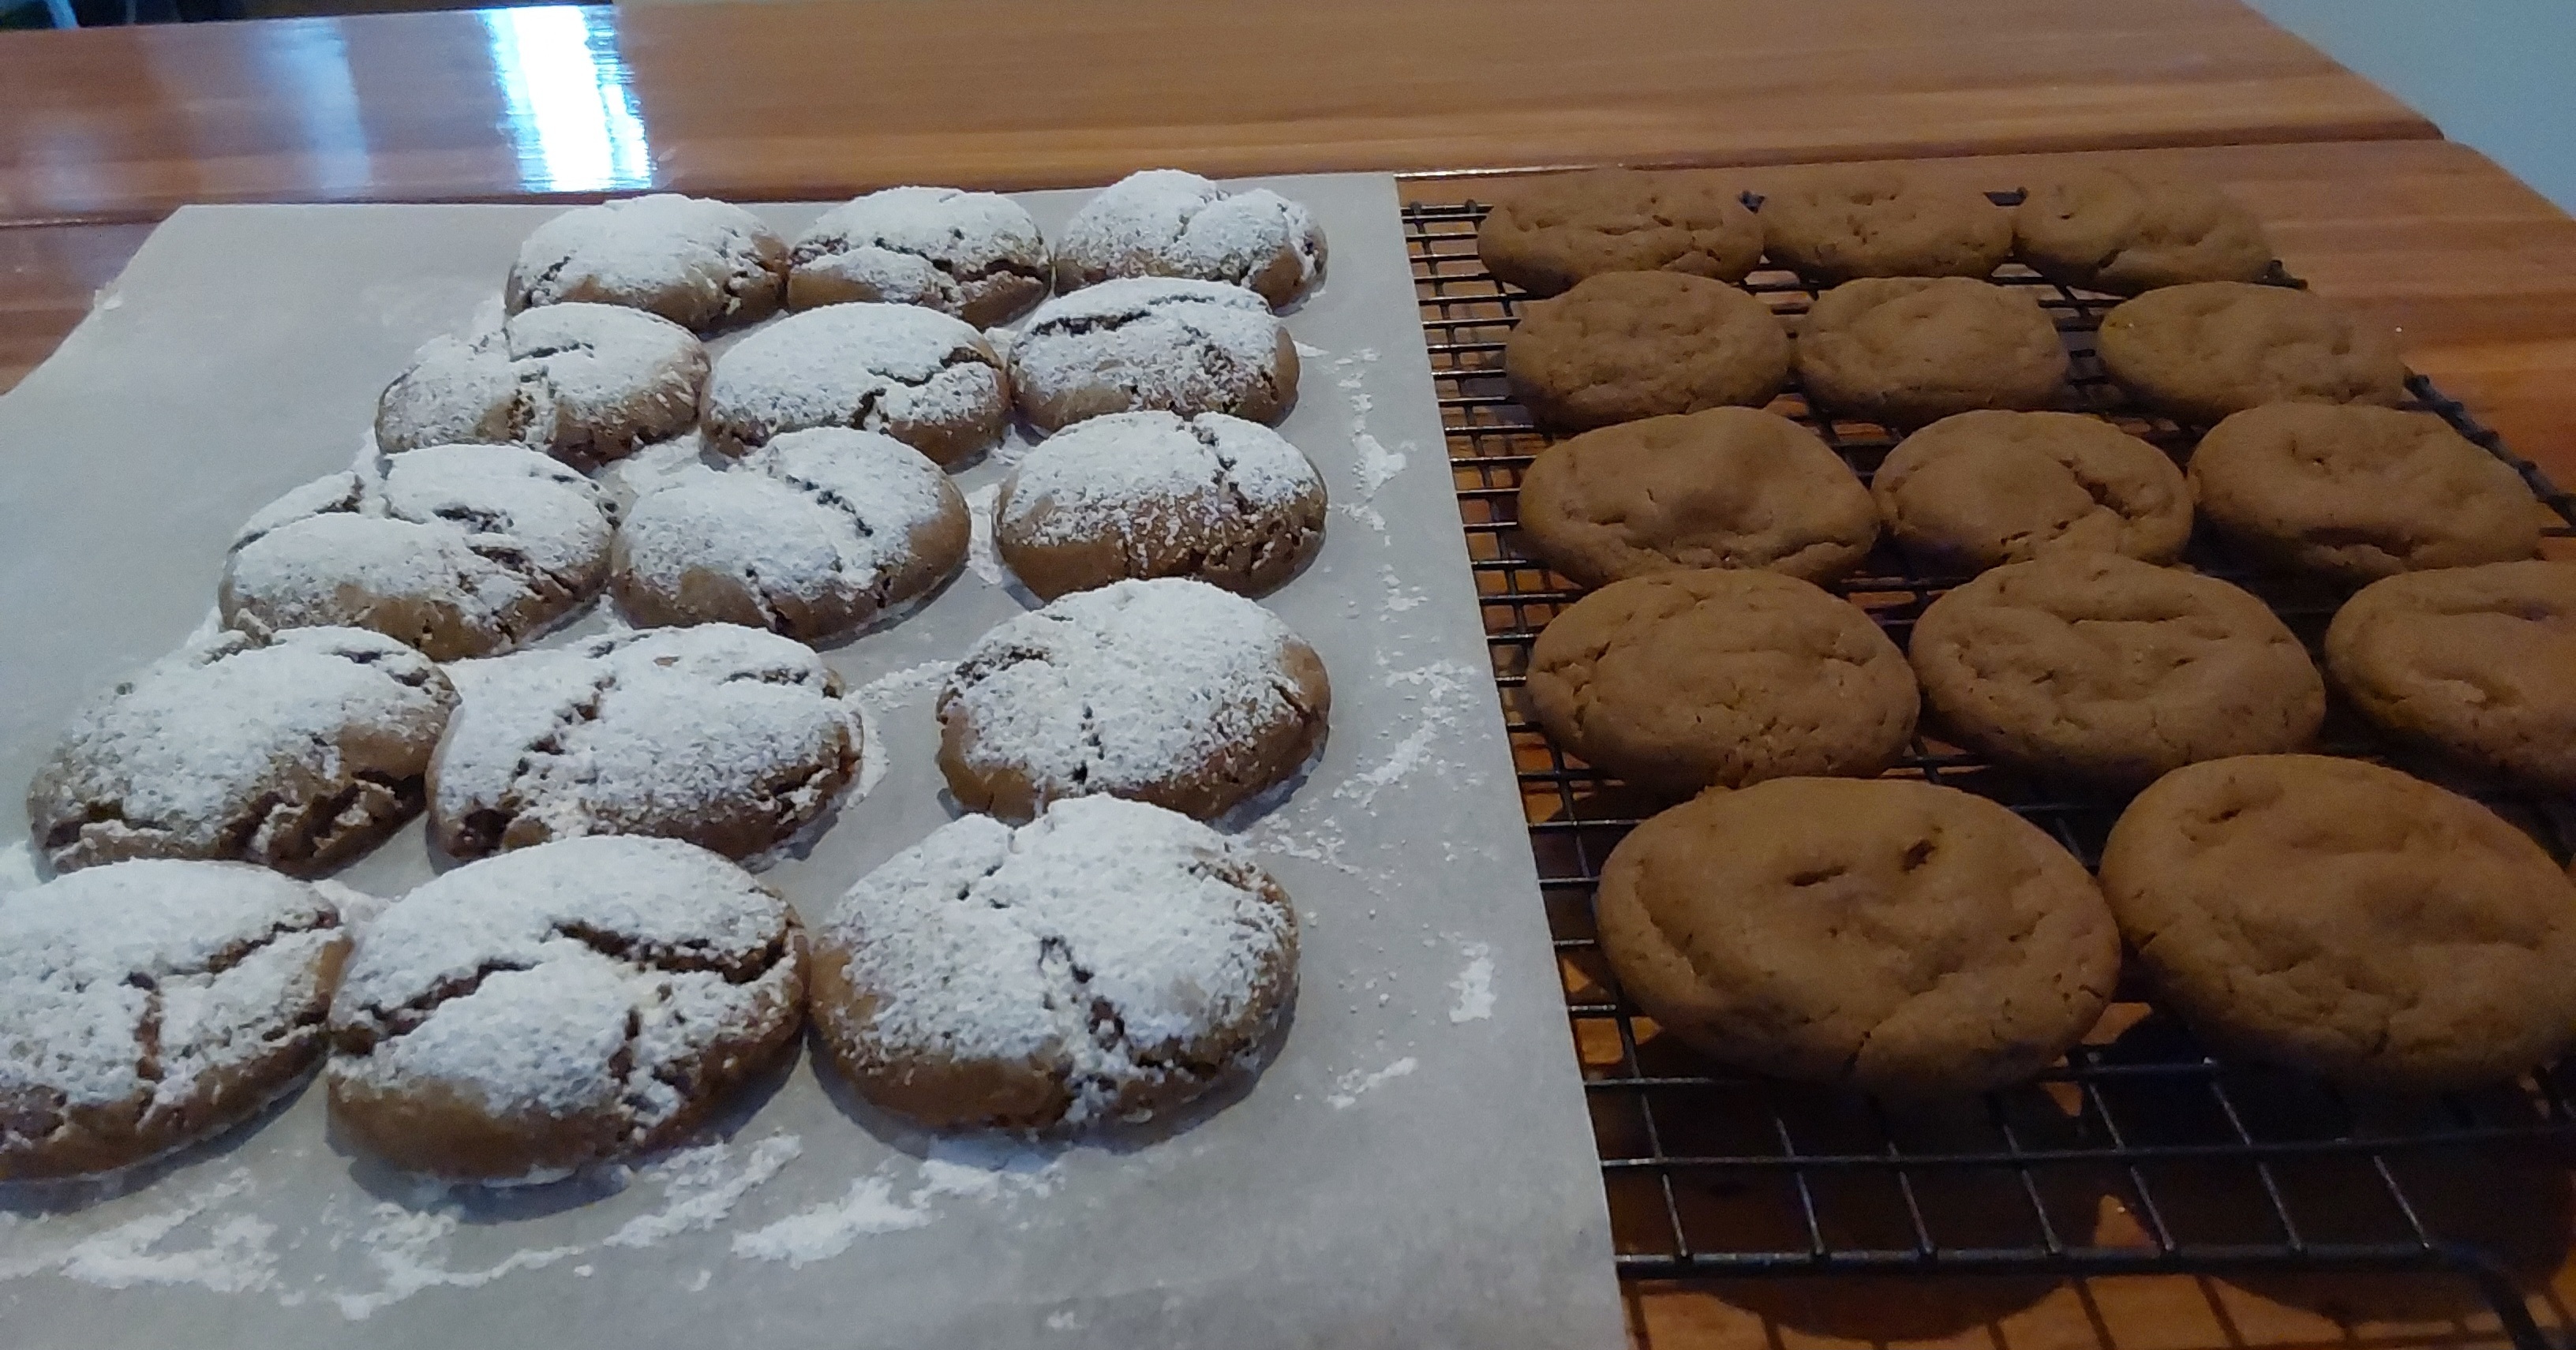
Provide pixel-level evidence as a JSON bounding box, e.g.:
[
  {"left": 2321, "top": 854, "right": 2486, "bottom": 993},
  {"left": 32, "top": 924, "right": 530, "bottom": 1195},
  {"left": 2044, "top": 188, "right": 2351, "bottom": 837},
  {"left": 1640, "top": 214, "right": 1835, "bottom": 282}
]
[{"left": 1402, "top": 192, "right": 2576, "bottom": 1347}]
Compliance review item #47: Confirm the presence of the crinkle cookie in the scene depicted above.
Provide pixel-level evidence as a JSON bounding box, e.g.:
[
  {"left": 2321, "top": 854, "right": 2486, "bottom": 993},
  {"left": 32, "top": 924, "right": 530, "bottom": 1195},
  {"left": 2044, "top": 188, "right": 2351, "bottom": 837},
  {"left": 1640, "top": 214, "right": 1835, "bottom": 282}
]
[
  {"left": 1871, "top": 410, "right": 2189, "bottom": 574},
  {"left": 788, "top": 185, "right": 1052, "bottom": 327},
  {"left": 374, "top": 303, "right": 706, "bottom": 465},
  {"left": 507, "top": 194, "right": 787, "bottom": 332},
  {"left": 2095, "top": 282, "right": 2406, "bottom": 425},
  {"left": 699, "top": 301, "right": 1009, "bottom": 466},
  {"left": 2014, "top": 168, "right": 2274, "bottom": 295},
  {"left": 1794, "top": 277, "right": 2067, "bottom": 425},
  {"left": 1504, "top": 271, "right": 1791, "bottom": 430},
  {"left": 1054, "top": 169, "right": 1325, "bottom": 308},
  {"left": 1477, "top": 167, "right": 1762, "bottom": 297},
  {"left": 1758, "top": 168, "right": 2012, "bottom": 284},
  {"left": 2325, "top": 560, "right": 2576, "bottom": 791},
  {"left": 1009, "top": 277, "right": 1297, "bottom": 434}
]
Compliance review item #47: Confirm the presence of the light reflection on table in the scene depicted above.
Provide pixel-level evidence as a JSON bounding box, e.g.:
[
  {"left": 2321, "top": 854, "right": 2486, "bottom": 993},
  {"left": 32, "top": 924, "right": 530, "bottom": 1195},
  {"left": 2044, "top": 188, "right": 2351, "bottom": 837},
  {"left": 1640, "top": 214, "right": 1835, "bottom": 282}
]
[{"left": 480, "top": 6, "right": 653, "bottom": 196}]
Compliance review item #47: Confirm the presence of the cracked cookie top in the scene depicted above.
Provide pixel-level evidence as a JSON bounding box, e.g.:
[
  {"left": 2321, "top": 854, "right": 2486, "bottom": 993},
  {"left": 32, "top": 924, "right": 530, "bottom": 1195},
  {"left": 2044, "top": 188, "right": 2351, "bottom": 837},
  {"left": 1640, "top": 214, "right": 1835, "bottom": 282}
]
[
  {"left": 1870, "top": 409, "right": 2190, "bottom": 574},
  {"left": 699, "top": 301, "right": 1009, "bottom": 466},
  {"left": 788, "top": 186, "right": 1052, "bottom": 327},
  {"left": 375, "top": 303, "right": 708, "bottom": 466},
  {"left": 1008, "top": 276, "right": 1297, "bottom": 435},
  {"left": 1053, "top": 169, "right": 1325, "bottom": 309},
  {"left": 507, "top": 194, "right": 788, "bottom": 333}
]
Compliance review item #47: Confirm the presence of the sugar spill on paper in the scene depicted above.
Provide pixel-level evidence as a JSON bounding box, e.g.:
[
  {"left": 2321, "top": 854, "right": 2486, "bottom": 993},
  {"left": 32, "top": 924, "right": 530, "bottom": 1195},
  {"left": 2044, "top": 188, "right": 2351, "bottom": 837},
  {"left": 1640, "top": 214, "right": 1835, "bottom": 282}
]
[
  {"left": 1325, "top": 1057, "right": 1418, "bottom": 1109},
  {"left": 1448, "top": 943, "right": 1496, "bottom": 1024}
]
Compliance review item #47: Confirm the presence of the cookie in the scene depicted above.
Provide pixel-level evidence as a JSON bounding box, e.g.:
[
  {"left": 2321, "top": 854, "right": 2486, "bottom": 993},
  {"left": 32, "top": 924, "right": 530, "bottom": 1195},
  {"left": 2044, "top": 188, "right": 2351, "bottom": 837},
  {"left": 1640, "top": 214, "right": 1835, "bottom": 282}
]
[
  {"left": 1910, "top": 552, "right": 2324, "bottom": 788},
  {"left": 1758, "top": 168, "right": 2012, "bottom": 284},
  {"left": 1504, "top": 272, "right": 1791, "bottom": 430},
  {"left": 2100, "top": 754, "right": 2576, "bottom": 1090},
  {"left": 221, "top": 443, "right": 618, "bottom": 660},
  {"left": 2326, "top": 561, "right": 2576, "bottom": 791},
  {"left": 2014, "top": 168, "right": 2274, "bottom": 295},
  {"left": 2190, "top": 402, "right": 2544, "bottom": 582},
  {"left": 1009, "top": 277, "right": 1297, "bottom": 435},
  {"left": 2095, "top": 282, "right": 2407, "bottom": 425},
  {"left": 1871, "top": 410, "right": 2189, "bottom": 573},
  {"left": 1598, "top": 777, "right": 2117, "bottom": 1097},
  {"left": 28, "top": 627, "right": 456, "bottom": 876},
  {"left": 507, "top": 194, "right": 787, "bottom": 333},
  {"left": 374, "top": 303, "right": 707, "bottom": 465},
  {"left": 787, "top": 186, "right": 1051, "bottom": 327},
  {"left": 810, "top": 795, "right": 1297, "bottom": 1130},
  {"left": 1794, "top": 277, "right": 2067, "bottom": 426},
  {"left": 326, "top": 836, "right": 804, "bottom": 1181},
  {"left": 937, "top": 577, "right": 1330, "bottom": 821},
  {"left": 700, "top": 301, "right": 1009, "bottom": 466},
  {"left": 994, "top": 410, "right": 1326, "bottom": 600},
  {"left": 0, "top": 861, "right": 348, "bottom": 1180},
  {"left": 1525, "top": 568, "right": 1916, "bottom": 797},
  {"left": 1517, "top": 407, "right": 1877, "bottom": 587},
  {"left": 1475, "top": 167, "right": 1762, "bottom": 297},
  {"left": 429, "top": 625, "right": 861, "bottom": 861},
  {"left": 613, "top": 428, "right": 970, "bottom": 642},
  {"left": 1053, "top": 169, "right": 1325, "bottom": 308}
]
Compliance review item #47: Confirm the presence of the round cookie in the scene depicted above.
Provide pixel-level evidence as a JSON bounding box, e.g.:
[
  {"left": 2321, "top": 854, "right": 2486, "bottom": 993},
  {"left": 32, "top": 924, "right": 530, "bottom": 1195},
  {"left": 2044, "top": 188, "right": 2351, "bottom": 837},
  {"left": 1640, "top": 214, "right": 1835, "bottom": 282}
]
[
  {"left": 2014, "top": 168, "right": 2274, "bottom": 295},
  {"left": 1504, "top": 272, "right": 1791, "bottom": 430},
  {"left": 1597, "top": 777, "right": 2117, "bottom": 1097},
  {"left": 1525, "top": 568, "right": 1917, "bottom": 797},
  {"left": 2190, "top": 402, "right": 2544, "bottom": 582},
  {"left": 1910, "top": 552, "right": 2324, "bottom": 789},
  {"left": 788, "top": 186, "right": 1051, "bottom": 327},
  {"left": 2326, "top": 561, "right": 2576, "bottom": 791},
  {"left": 613, "top": 428, "right": 970, "bottom": 642},
  {"left": 1758, "top": 168, "right": 2013, "bottom": 284},
  {"left": 429, "top": 624, "right": 861, "bottom": 861},
  {"left": 0, "top": 861, "right": 349, "bottom": 1180},
  {"left": 221, "top": 443, "right": 619, "bottom": 660},
  {"left": 700, "top": 301, "right": 1009, "bottom": 466},
  {"left": 374, "top": 303, "right": 707, "bottom": 465},
  {"left": 28, "top": 627, "right": 456, "bottom": 876},
  {"left": 2095, "top": 282, "right": 2406, "bottom": 425},
  {"left": 994, "top": 410, "right": 1326, "bottom": 600},
  {"left": 1872, "top": 410, "right": 2189, "bottom": 574},
  {"left": 1053, "top": 169, "right": 1325, "bottom": 308},
  {"left": 326, "top": 836, "right": 805, "bottom": 1181},
  {"left": 1009, "top": 277, "right": 1297, "bottom": 435},
  {"left": 1516, "top": 407, "right": 1877, "bottom": 587},
  {"left": 507, "top": 193, "right": 788, "bottom": 333},
  {"left": 936, "top": 577, "right": 1331, "bottom": 821},
  {"left": 1794, "top": 277, "right": 2067, "bottom": 426},
  {"left": 2100, "top": 754, "right": 2576, "bottom": 1090},
  {"left": 1475, "top": 167, "right": 1762, "bottom": 297},
  {"left": 810, "top": 795, "right": 1297, "bottom": 1130}
]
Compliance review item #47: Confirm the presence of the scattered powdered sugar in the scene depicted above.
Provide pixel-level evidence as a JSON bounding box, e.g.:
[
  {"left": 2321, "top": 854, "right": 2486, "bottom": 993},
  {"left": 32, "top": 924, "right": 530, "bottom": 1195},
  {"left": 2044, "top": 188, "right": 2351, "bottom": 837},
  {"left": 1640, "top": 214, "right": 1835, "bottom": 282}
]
[
  {"left": 1351, "top": 433, "right": 1410, "bottom": 502},
  {"left": 964, "top": 483, "right": 1005, "bottom": 584},
  {"left": 791, "top": 187, "right": 1048, "bottom": 320},
  {"left": 1009, "top": 278, "right": 1285, "bottom": 422},
  {"left": 998, "top": 410, "right": 1322, "bottom": 548},
  {"left": 732, "top": 1135, "right": 1062, "bottom": 1268},
  {"left": 1325, "top": 1057, "right": 1417, "bottom": 1109},
  {"left": 1380, "top": 565, "right": 1428, "bottom": 612},
  {"left": 701, "top": 303, "right": 1002, "bottom": 449},
  {"left": 511, "top": 195, "right": 780, "bottom": 328},
  {"left": 0, "top": 1169, "right": 278, "bottom": 1294},
  {"left": 375, "top": 303, "right": 706, "bottom": 457},
  {"left": 1056, "top": 170, "right": 1324, "bottom": 301},
  {"left": 1448, "top": 943, "right": 1496, "bottom": 1023},
  {"left": 1334, "top": 659, "right": 1481, "bottom": 810},
  {"left": 0, "top": 841, "right": 36, "bottom": 896}
]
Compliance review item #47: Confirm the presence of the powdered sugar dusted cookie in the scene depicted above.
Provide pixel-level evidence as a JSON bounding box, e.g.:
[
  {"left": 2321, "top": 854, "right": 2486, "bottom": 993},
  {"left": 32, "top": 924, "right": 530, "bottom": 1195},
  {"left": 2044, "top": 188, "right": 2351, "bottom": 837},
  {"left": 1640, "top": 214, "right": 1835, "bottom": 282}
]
[
  {"left": 994, "top": 411, "right": 1325, "bottom": 600},
  {"left": 0, "top": 861, "right": 349, "bottom": 1180},
  {"left": 375, "top": 303, "right": 706, "bottom": 466},
  {"left": 699, "top": 301, "right": 1009, "bottom": 466},
  {"left": 327, "top": 836, "right": 804, "bottom": 1181},
  {"left": 1009, "top": 278, "right": 1297, "bottom": 435},
  {"left": 507, "top": 194, "right": 788, "bottom": 333},
  {"left": 28, "top": 627, "right": 456, "bottom": 876},
  {"left": 1054, "top": 169, "right": 1325, "bottom": 308},
  {"left": 788, "top": 186, "right": 1051, "bottom": 327},
  {"left": 613, "top": 428, "right": 970, "bottom": 641},
  {"left": 811, "top": 795, "right": 1296, "bottom": 1130},
  {"left": 937, "top": 577, "right": 1330, "bottom": 821},
  {"left": 429, "top": 624, "right": 861, "bottom": 861}
]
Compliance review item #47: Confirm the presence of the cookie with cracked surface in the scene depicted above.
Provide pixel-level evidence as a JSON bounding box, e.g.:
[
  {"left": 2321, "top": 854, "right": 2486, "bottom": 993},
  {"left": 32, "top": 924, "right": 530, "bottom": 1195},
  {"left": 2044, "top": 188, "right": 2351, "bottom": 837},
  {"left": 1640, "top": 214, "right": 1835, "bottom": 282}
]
[
  {"left": 1598, "top": 776, "right": 2117, "bottom": 1097},
  {"left": 811, "top": 795, "right": 1296, "bottom": 1130},
  {"left": 2326, "top": 561, "right": 2576, "bottom": 791},
  {"left": 699, "top": 301, "right": 1009, "bottom": 466},
  {"left": 1475, "top": 167, "right": 1762, "bottom": 297},
  {"left": 2014, "top": 168, "right": 2274, "bottom": 295},
  {"left": 1525, "top": 569, "right": 1916, "bottom": 798},
  {"left": 936, "top": 577, "right": 1331, "bottom": 821},
  {"left": 326, "top": 836, "right": 804, "bottom": 1181},
  {"left": 2095, "top": 282, "right": 2406, "bottom": 425},
  {"left": 428, "top": 624, "right": 861, "bottom": 861},
  {"left": 1872, "top": 410, "right": 2189, "bottom": 574},
  {"left": 787, "top": 186, "right": 1051, "bottom": 327},
  {"left": 1794, "top": 277, "right": 2067, "bottom": 426},
  {"left": 0, "top": 860, "right": 349, "bottom": 1180},
  {"left": 1516, "top": 407, "right": 1876, "bottom": 588},
  {"left": 1053, "top": 169, "right": 1325, "bottom": 308},
  {"left": 1757, "top": 168, "right": 2012, "bottom": 284},
  {"left": 2100, "top": 754, "right": 2576, "bottom": 1090},
  {"left": 994, "top": 410, "right": 1326, "bottom": 600},
  {"left": 507, "top": 194, "right": 787, "bottom": 333},
  {"left": 28, "top": 627, "right": 456, "bottom": 876},
  {"left": 613, "top": 428, "right": 969, "bottom": 642},
  {"left": 1505, "top": 272, "right": 1791, "bottom": 430},
  {"left": 1009, "top": 277, "right": 1297, "bottom": 435},
  {"left": 374, "top": 303, "right": 706, "bottom": 465}
]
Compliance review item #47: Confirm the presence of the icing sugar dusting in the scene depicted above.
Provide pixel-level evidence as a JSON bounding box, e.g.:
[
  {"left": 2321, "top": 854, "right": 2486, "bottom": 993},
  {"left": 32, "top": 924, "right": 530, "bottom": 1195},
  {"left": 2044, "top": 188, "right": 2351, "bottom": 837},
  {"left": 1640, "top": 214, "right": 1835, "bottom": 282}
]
[
  {"left": 0, "top": 842, "right": 36, "bottom": 896},
  {"left": 1448, "top": 944, "right": 1496, "bottom": 1023},
  {"left": 1000, "top": 410, "right": 1321, "bottom": 548},
  {"left": 1326, "top": 1057, "right": 1418, "bottom": 1109},
  {"left": 702, "top": 302, "right": 1002, "bottom": 450},
  {"left": 1056, "top": 169, "right": 1324, "bottom": 300},
  {"left": 964, "top": 483, "right": 1005, "bottom": 585},
  {"left": 6, "top": 1170, "right": 278, "bottom": 1294},
  {"left": 1335, "top": 659, "right": 1479, "bottom": 809},
  {"left": 732, "top": 1139, "right": 1061, "bottom": 1268},
  {"left": 1010, "top": 278, "right": 1285, "bottom": 423}
]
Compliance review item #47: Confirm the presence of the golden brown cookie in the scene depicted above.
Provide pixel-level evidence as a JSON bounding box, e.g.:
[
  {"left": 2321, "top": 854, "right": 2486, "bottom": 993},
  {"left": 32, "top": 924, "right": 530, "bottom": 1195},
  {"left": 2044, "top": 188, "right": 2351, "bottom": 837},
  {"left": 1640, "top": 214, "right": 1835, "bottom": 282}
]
[
  {"left": 1871, "top": 410, "right": 2189, "bottom": 574},
  {"left": 2095, "top": 282, "right": 2407, "bottom": 425},
  {"left": 1794, "top": 277, "right": 2067, "bottom": 426},
  {"left": 507, "top": 195, "right": 787, "bottom": 334},
  {"left": 1476, "top": 168, "right": 1762, "bottom": 297},
  {"left": 2325, "top": 561, "right": 2576, "bottom": 791},
  {"left": 1503, "top": 272, "right": 1789, "bottom": 430},
  {"left": 1758, "top": 168, "right": 2012, "bottom": 284},
  {"left": 2014, "top": 168, "right": 2275, "bottom": 295}
]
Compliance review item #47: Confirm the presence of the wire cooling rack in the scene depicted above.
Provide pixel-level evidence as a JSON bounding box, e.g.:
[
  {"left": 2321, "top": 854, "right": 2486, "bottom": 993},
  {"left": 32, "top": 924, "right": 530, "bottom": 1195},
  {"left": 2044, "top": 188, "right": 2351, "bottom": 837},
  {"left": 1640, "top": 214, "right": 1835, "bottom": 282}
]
[{"left": 1403, "top": 191, "right": 2576, "bottom": 1348}]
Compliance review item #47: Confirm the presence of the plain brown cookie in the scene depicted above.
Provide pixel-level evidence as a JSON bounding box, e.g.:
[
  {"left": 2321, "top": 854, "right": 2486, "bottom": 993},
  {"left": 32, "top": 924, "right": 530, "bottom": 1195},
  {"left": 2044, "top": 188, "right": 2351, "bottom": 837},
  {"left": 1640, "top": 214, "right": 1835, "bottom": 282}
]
[
  {"left": 1526, "top": 569, "right": 1917, "bottom": 797},
  {"left": 1758, "top": 168, "right": 2013, "bottom": 284},
  {"left": 1794, "top": 277, "right": 2068, "bottom": 426},
  {"left": 1516, "top": 407, "right": 1878, "bottom": 587},
  {"left": 1910, "top": 552, "right": 2325, "bottom": 789},
  {"left": 1505, "top": 272, "right": 1790, "bottom": 430},
  {"left": 1597, "top": 776, "right": 2118, "bottom": 1097},
  {"left": 2095, "top": 282, "right": 2407, "bottom": 425},
  {"left": 1872, "top": 410, "right": 2190, "bottom": 574},
  {"left": 2014, "top": 168, "right": 2275, "bottom": 295},
  {"left": 2326, "top": 561, "right": 2576, "bottom": 791},
  {"left": 1477, "top": 168, "right": 1763, "bottom": 297},
  {"left": 2100, "top": 754, "right": 2576, "bottom": 1090}
]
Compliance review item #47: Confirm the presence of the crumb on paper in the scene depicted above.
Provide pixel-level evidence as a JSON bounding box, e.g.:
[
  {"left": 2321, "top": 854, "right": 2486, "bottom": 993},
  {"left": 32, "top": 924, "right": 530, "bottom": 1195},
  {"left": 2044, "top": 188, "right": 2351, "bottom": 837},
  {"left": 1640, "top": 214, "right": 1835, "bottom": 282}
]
[
  {"left": 1448, "top": 944, "right": 1496, "bottom": 1024},
  {"left": 1325, "top": 1057, "right": 1419, "bottom": 1109}
]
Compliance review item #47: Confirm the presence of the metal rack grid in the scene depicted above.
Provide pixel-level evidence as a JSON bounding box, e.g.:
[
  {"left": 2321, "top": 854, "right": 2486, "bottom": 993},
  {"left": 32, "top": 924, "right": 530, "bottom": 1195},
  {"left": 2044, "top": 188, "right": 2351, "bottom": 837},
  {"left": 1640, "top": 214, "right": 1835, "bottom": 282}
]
[{"left": 1402, "top": 192, "right": 2576, "bottom": 1348}]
